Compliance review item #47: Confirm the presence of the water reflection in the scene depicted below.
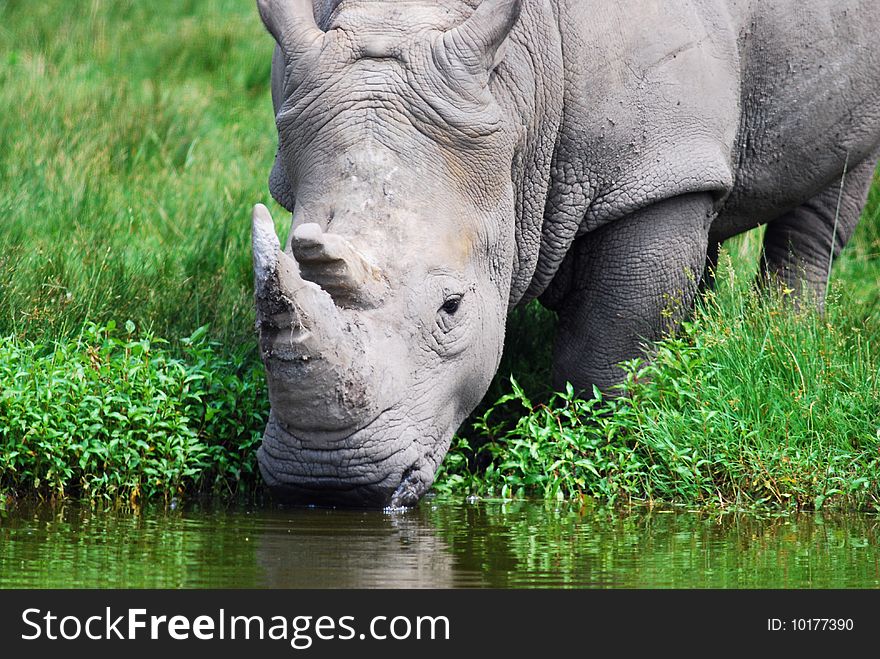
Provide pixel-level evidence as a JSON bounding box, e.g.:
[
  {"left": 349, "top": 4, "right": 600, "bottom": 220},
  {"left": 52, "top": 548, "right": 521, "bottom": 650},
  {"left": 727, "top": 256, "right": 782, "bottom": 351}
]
[
  {"left": 254, "top": 508, "right": 482, "bottom": 588},
  {"left": 428, "top": 501, "right": 880, "bottom": 588},
  {"left": 0, "top": 499, "right": 877, "bottom": 588}
]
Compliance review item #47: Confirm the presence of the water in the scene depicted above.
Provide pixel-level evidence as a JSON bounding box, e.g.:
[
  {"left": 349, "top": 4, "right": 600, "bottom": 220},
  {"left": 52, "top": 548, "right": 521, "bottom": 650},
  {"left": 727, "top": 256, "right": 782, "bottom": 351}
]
[{"left": 1, "top": 497, "right": 878, "bottom": 588}]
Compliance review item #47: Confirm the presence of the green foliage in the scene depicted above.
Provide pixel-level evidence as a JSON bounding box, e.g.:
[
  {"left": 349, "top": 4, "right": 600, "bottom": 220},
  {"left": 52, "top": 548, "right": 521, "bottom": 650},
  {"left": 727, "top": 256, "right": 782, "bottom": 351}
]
[
  {"left": 834, "top": 165, "right": 880, "bottom": 307},
  {"left": 0, "top": 323, "right": 268, "bottom": 502},
  {"left": 436, "top": 259, "right": 880, "bottom": 511}
]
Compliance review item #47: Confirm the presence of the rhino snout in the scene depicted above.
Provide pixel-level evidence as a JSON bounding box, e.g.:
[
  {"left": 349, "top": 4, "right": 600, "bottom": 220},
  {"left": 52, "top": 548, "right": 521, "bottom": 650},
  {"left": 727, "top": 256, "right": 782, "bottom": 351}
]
[{"left": 258, "top": 411, "right": 442, "bottom": 508}]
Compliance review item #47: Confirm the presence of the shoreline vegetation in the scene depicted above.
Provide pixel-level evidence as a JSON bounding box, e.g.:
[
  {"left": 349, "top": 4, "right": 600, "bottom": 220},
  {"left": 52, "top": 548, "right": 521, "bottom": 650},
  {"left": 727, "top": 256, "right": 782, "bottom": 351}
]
[
  {"left": 3, "top": 261, "right": 880, "bottom": 512},
  {"left": 2, "top": 1, "right": 879, "bottom": 511}
]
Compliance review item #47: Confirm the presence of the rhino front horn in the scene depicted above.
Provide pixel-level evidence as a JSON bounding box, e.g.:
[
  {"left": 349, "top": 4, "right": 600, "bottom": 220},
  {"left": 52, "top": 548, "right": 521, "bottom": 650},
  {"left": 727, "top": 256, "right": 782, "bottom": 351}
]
[
  {"left": 252, "top": 203, "right": 377, "bottom": 434},
  {"left": 252, "top": 203, "right": 343, "bottom": 349}
]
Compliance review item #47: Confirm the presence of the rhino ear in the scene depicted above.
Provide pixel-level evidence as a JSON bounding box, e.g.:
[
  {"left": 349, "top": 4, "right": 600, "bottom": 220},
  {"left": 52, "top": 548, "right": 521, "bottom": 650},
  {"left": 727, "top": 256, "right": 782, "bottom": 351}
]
[
  {"left": 445, "top": 0, "right": 521, "bottom": 72},
  {"left": 269, "top": 153, "right": 297, "bottom": 212},
  {"left": 256, "top": 0, "right": 324, "bottom": 59}
]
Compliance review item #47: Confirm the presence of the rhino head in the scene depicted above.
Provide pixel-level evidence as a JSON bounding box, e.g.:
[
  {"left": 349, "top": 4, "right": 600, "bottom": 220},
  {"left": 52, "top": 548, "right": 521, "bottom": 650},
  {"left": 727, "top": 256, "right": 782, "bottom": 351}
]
[{"left": 252, "top": 0, "right": 522, "bottom": 507}]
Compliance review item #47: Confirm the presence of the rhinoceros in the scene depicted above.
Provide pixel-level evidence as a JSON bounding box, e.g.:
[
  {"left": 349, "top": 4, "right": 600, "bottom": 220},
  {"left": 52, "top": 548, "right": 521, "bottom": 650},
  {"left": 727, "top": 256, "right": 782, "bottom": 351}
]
[{"left": 250, "top": 0, "right": 880, "bottom": 507}]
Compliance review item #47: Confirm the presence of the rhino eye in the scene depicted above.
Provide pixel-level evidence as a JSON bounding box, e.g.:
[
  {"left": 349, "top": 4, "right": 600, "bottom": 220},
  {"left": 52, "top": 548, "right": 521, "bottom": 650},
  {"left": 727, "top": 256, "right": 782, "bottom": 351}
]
[{"left": 440, "top": 294, "right": 463, "bottom": 315}]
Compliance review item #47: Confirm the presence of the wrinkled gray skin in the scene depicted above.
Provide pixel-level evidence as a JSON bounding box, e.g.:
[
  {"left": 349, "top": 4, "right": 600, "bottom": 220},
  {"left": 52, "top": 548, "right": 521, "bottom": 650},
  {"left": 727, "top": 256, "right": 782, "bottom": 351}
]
[{"left": 252, "top": 0, "right": 880, "bottom": 507}]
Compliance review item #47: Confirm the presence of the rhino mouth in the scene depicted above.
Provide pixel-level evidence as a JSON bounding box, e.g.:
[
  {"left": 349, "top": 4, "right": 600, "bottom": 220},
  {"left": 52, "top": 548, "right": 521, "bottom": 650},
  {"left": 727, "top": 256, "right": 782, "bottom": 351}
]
[{"left": 257, "top": 411, "right": 441, "bottom": 509}]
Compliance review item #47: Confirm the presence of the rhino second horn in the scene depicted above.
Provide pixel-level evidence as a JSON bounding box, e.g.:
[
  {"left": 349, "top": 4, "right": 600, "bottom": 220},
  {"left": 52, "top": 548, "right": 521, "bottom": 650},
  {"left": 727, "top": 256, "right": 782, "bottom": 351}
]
[{"left": 291, "top": 223, "right": 386, "bottom": 308}]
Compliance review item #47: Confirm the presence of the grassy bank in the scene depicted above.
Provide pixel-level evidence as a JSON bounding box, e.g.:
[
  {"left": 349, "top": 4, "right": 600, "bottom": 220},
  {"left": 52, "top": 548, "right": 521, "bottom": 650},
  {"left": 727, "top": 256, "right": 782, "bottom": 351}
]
[
  {"left": 436, "top": 266, "right": 880, "bottom": 510},
  {"left": 4, "top": 264, "right": 879, "bottom": 510},
  {"left": 0, "top": 323, "right": 266, "bottom": 502},
  {"left": 0, "top": 0, "right": 277, "bottom": 343},
  {"left": 1, "top": 0, "right": 879, "bottom": 509}
]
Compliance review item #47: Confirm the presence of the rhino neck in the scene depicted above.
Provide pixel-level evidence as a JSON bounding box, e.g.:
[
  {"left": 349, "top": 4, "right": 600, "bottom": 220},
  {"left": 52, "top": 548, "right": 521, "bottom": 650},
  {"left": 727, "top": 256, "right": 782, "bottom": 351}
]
[{"left": 484, "top": 0, "right": 566, "bottom": 309}]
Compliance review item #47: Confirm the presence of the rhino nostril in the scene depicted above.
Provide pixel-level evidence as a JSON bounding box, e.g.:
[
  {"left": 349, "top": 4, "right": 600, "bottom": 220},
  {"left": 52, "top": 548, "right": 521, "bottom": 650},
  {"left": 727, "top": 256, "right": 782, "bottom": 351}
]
[{"left": 389, "top": 464, "right": 427, "bottom": 509}]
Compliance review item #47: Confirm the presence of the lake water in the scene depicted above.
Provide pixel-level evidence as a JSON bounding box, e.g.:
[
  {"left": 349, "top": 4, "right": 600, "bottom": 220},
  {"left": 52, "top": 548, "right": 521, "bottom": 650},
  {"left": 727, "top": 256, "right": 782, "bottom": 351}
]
[{"left": 1, "top": 497, "right": 877, "bottom": 588}]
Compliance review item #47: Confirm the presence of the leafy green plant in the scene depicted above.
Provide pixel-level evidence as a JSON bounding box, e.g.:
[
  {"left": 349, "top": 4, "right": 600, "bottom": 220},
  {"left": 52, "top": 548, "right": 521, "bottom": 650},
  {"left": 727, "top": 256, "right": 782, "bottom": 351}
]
[{"left": 0, "top": 323, "right": 268, "bottom": 502}]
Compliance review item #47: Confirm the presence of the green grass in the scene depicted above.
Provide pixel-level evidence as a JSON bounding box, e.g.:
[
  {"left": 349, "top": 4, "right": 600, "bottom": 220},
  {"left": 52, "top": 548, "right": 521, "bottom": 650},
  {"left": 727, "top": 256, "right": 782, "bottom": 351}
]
[
  {"left": 0, "top": 0, "right": 282, "bottom": 343},
  {"left": 436, "top": 263, "right": 880, "bottom": 511},
  {"left": 1, "top": 0, "right": 879, "bottom": 509}
]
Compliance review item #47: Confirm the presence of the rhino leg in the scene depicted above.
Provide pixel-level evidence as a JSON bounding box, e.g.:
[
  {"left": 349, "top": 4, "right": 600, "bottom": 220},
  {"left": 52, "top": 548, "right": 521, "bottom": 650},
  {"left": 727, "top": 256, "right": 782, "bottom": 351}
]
[
  {"left": 551, "top": 193, "right": 714, "bottom": 394},
  {"left": 760, "top": 152, "right": 878, "bottom": 308}
]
